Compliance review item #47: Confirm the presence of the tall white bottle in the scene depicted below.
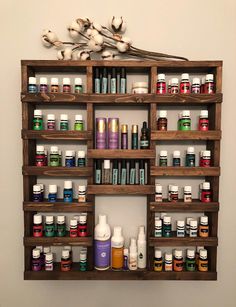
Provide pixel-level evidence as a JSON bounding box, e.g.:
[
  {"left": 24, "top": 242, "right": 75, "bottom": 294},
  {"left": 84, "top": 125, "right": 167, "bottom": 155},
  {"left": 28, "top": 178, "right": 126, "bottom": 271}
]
[
  {"left": 137, "top": 225, "right": 147, "bottom": 269},
  {"left": 94, "top": 214, "right": 111, "bottom": 270},
  {"left": 129, "top": 238, "right": 138, "bottom": 270}
]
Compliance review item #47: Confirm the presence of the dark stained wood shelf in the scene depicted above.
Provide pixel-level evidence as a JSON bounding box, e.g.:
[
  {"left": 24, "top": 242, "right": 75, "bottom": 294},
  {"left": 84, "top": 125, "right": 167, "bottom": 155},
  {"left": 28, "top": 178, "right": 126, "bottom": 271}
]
[
  {"left": 88, "top": 149, "right": 155, "bottom": 159},
  {"left": 22, "top": 166, "right": 92, "bottom": 177},
  {"left": 22, "top": 130, "right": 92, "bottom": 140},
  {"left": 87, "top": 185, "right": 155, "bottom": 195},
  {"left": 150, "top": 200, "right": 219, "bottom": 212},
  {"left": 24, "top": 236, "right": 93, "bottom": 247},
  {"left": 149, "top": 236, "right": 218, "bottom": 247},
  {"left": 151, "top": 130, "right": 221, "bottom": 140},
  {"left": 151, "top": 166, "right": 220, "bottom": 177},
  {"left": 23, "top": 201, "right": 93, "bottom": 212}
]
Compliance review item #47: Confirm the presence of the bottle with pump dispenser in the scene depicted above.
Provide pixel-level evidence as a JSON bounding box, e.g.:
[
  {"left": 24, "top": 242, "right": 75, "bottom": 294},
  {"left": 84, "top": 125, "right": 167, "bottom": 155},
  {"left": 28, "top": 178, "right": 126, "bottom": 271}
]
[
  {"left": 129, "top": 238, "right": 138, "bottom": 270},
  {"left": 111, "top": 226, "right": 124, "bottom": 271},
  {"left": 137, "top": 226, "right": 147, "bottom": 269}
]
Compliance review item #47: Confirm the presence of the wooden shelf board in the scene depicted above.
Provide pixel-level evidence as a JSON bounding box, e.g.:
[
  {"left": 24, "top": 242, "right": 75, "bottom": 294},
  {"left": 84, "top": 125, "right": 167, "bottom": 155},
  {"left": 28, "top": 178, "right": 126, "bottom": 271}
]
[
  {"left": 22, "top": 130, "right": 92, "bottom": 140},
  {"left": 88, "top": 149, "right": 155, "bottom": 159},
  {"left": 150, "top": 200, "right": 219, "bottom": 212},
  {"left": 22, "top": 166, "right": 92, "bottom": 177},
  {"left": 23, "top": 201, "right": 93, "bottom": 212},
  {"left": 88, "top": 185, "right": 155, "bottom": 195},
  {"left": 24, "top": 236, "right": 92, "bottom": 247},
  {"left": 151, "top": 166, "right": 220, "bottom": 177},
  {"left": 149, "top": 236, "right": 218, "bottom": 247},
  {"left": 151, "top": 130, "right": 221, "bottom": 140}
]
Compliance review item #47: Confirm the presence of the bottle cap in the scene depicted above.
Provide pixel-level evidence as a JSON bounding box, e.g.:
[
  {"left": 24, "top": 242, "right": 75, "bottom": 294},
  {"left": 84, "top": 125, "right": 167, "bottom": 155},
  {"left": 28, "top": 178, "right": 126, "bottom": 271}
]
[
  {"left": 62, "top": 249, "right": 70, "bottom": 258},
  {"left": 131, "top": 124, "right": 138, "bottom": 133},
  {"left": 34, "top": 214, "right": 42, "bottom": 224},
  {"left": 34, "top": 110, "right": 42, "bottom": 116},
  {"left": 186, "top": 217, "right": 194, "bottom": 224},
  {"left": 75, "top": 77, "right": 82, "bottom": 85},
  {"left": 187, "top": 146, "right": 195, "bottom": 154},
  {"left": 51, "top": 77, "right": 58, "bottom": 85},
  {"left": 79, "top": 214, "right": 87, "bottom": 223},
  {"left": 132, "top": 81, "right": 148, "bottom": 88},
  {"left": 206, "top": 74, "right": 214, "bottom": 82},
  {"left": 190, "top": 219, "right": 198, "bottom": 227},
  {"left": 47, "top": 114, "right": 55, "bottom": 120},
  {"left": 29, "top": 77, "right": 36, "bottom": 84},
  {"left": 49, "top": 184, "right": 57, "bottom": 194},
  {"left": 200, "top": 216, "right": 208, "bottom": 224},
  {"left": 157, "top": 73, "right": 165, "bottom": 81},
  {"left": 182, "top": 110, "right": 190, "bottom": 117},
  {"left": 155, "top": 249, "right": 162, "bottom": 258},
  {"left": 75, "top": 114, "right": 83, "bottom": 121},
  {"left": 173, "top": 150, "right": 180, "bottom": 158},
  {"left": 181, "top": 73, "right": 189, "bottom": 81},
  {"left": 155, "top": 184, "right": 162, "bottom": 193},
  {"left": 196, "top": 246, "right": 204, "bottom": 253},
  {"left": 177, "top": 220, "right": 185, "bottom": 227},
  {"left": 171, "top": 185, "right": 178, "bottom": 192},
  {"left": 160, "top": 212, "right": 167, "bottom": 219},
  {"left": 43, "top": 246, "right": 51, "bottom": 254},
  {"left": 45, "top": 253, "right": 53, "bottom": 261},
  {"left": 36, "top": 246, "right": 43, "bottom": 252},
  {"left": 124, "top": 248, "right": 129, "bottom": 256},
  {"left": 200, "top": 110, "right": 208, "bottom": 118},
  {"left": 63, "top": 77, "right": 71, "bottom": 85},
  {"left": 64, "top": 181, "right": 72, "bottom": 189},
  {"left": 38, "top": 183, "right": 44, "bottom": 191},
  {"left": 203, "top": 182, "right": 210, "bottom": 189},
  {"left": 171, "top": 78, "right": 179, "bottom": 85},
  {"left": 80, "top": 250, "right": 87, "bottom": 261},
  {"left": 199, "top": 249, "right": 207, "bottom": 259},
  {"left": 50, "top": 146, "right": 58, "bottom": 153},
  {"left": 121, "top": 124, "right": 128, "bottom": 133},
  {"left": 65, "top": 150, "right": 73, "bottom": 157},
  {"left": 159, "top": 110, "right": 167, "bottom": 118},
  {"left": 192, "top": 77, "right": 200, "bottom": 85},
  {"left": 184, "top": 186, "right": 192, "bottom": 192},
  {"left": 78, "top": 151, "right": 85, "bottom": 158},
  {"left": 70, "top": 219, "right": 77, "bottom": 227},
  {"left": 155, "top": 219, "right": 162, "bottom": 226},
  {"left": 98, "top": 214, "right": 107, "bottom": 225},
  {"left": 36, "top": 145, "right": 44, "bottom": 152},
  {"left": 175, "top": 249, "right": 183, "bottom": 258},
  {"left": 64, "top": 246, "right": 72, "bottom": 252},
  {"left": 160, "top": 150, "right": 167, "bottom": 156},
  {"left": 187, "top": 249, "right": 195, "bottom": 258},
  {"left": 163, "top": 216, "right": 171, "bottom": 223},
  {"left": 57, "top": 215, "right": 65, "bottom": 223},
  {"left": 78, "top": 185, "right": 86, "bottom": 192},
  {"left": 165, "top": 253, "right": 172, "bottom": 261},
  {"left": 33, "top": 184, "right": 41, "bottom": 192},
  {"left": 203, "top": 150, "right": 211, "bottom": 157},
  {"left": 129, "top": 237, "right": 137, "bottom": 253},
  {"left": 113, "top": 226, "right": 122, "bottom": 236},
  {"left": 45, "top": 215, "right": 54, "bottom": 223},
  {"left": 104, "top": 160, "right": 111, "bottom": 169},
  {"left": 32, "top": 248, "right": 41, "bottom": 258},
  {"left": 60, "top": 114, "right": 68, "bottom": 120},
  {"left": 40, "top": 77, "right": 48, "bottom": 84}
]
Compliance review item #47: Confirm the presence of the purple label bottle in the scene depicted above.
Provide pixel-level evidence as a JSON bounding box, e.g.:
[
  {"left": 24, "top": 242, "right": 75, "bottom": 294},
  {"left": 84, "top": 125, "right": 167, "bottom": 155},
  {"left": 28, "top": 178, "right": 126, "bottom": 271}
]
[
  {"left": 108, "top": 118, "right": 119, "bottom": 149},
  {"left": 96, "top": 118, "right": 107, "bottom": 149},
  {"left": 121, "top": 124, "right": 128, "bottom": 149},
  {"left": 94, "top": 239, "right": 111, "bottom": 270}
]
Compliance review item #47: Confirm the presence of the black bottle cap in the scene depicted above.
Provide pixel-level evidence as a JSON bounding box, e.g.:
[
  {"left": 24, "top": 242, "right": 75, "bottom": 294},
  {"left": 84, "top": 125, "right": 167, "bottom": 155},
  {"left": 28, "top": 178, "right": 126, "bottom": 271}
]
[
  {"left": 121, "top": 67, "right": 126, "bottom": 78},
  {"left": 96, "top": 159, "right": 102, "bottom": 169},
  {"left": 121, "top": 159, "right": 126, "bottom": 168},
  {"left": 95, "top": 67, "right": 100, "bottom": 79},
  {"left": 111, "top": 67, "right": 116, "bottom": 78},
  {"left": 113, "top": 160, "right": 118, "bottom": 169},
  {"left": 103, "top": 68, "right": 108, "bottom": 78},
  {"left": 142, "top": 121, "right": 147, "bottom": 129},
  {"left": 130, "top": 160, "right": 135, "bottom": 168},
  {"left": 139, "top": 160, "right": 144, "bottom": 169}
]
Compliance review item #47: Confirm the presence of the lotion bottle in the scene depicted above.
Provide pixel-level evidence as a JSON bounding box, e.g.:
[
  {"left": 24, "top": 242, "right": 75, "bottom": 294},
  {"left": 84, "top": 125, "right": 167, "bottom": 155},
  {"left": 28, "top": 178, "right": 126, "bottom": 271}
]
[
  {"left": 129, "top": 238, "right": 138, "bottom": 270},
  {"left": 137, "top": 225, "right": 147, "bottom": 269},
  {"left": 111, "top": 226, "right": 124, "bottom": 270}
]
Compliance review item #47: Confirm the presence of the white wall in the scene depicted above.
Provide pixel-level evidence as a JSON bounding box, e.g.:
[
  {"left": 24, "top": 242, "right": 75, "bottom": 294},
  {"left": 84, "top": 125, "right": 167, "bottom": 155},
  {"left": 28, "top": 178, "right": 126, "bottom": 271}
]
[{"left": 1, "top": 0, "right": 236, "bottom": 306}]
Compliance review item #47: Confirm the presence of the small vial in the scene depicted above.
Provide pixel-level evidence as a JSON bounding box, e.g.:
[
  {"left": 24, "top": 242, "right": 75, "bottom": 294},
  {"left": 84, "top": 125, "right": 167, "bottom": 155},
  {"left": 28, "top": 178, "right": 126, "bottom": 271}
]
[
  {"left": 198, "top": 249, "right": 208, "bottom": 272},
  {"left": 49, "top": 146, "right": 59, "bottom": 167},
  {"left": 173, "top": 249, "right": 184, "bottom": 272},
  {"left": 201, "top": 77, "right": 206, "bottom": 93},
  {"left": 199, "top": 216, "right": 209, "bottom": 237},
  {"left": 169, "top": 185, "right": 179, "bottom": 202},
  {"left": 78, "top": 213, "right": 88, "bottom": 237},
  {"left": 184, "top": 186, "right": 192, "bottom": 202},
  {"left": 157, "top": 74, "right": 166, "bottom": 94},
  {"left": 155, "top": 184, "right": 163, "bottom": 202},
  {"left": 50, "top": 78, "right": 59, "bottom": 92},
  {"left": 74, "top": 114, "right": 84, "bottom": 131},
  {"left": 164, "top": 253, "right": 173, "bottom": 271},
  {"left": 103, "top": 160, "right": 111, "bottom": 184},
  {"left": 47, "top": 114, "right": 56, "bottom": 130},
  {"left": 44, "top": 215, "right": 55, "bottom": 237},
  {"left": 168, "top": 79, "right": 171, "bottom": 93},
  {"left": 180, "top": 73, "right": 190, "bottom": 94},
  {"left": 33, "top": 110, "right": 43, "bottom": 131},
  {"left": 33, "top": 214, "right": 43, "bottom": 237},
  {"left": 48, "top": 184, "right": 57, "bottom": 202},
  {"left": 35, "top": 145, "right": 46, "bottom": 167},
  {"left": 74, "top": 78, "right": 83, "bottom": 93},
  {"left": 79, "top": 249, "right": 87, "bottom": 271},
  {"left": 199, "top": 110, "right": 209, "bottom": 131},
  {"left": 191, "top": 78, "right": 201, "bottom": 94},
  {"left": 33, "top": 184, "right": 42, "bottom": 202},
  {"left": 39, "top": 77, "right": 48, "bottom": 93},
  {"left": 154, "top": 218, "right": 162, "bottom": 237},
  {"left": 32, "top": 248, "right": 42, "bottom": 271},
  {"left": 186, "top": 146, "right": 195, "bottom": 167},
  {"left": 186, "top": 217, "right": 194, "bottom": 235},
  {"left": 179, "top": 110, "right": 191, "bottom": 131},
  {"left": 159, "top": 150, "right": 168, "bottom": 166},
  {"left": 69, "top": 219, "right": 78, "bottom": 238},
  {"left": 205, "top": 74, "right": 214, "bottom": 94},
  {"left": 28, "top": 77, "right": 37, "bottom": 93},
  {"left": 154, "top": 249, "right": 163, "bottom": 272},
  {"left": 63, "top": 77, "right": 71, "bottom": 93},
  {"left": 173, "top": 150, "right": 181, "bottom": 166},
  {"left": 189, "top": 219, "right": 198, "bottom": 237},
  {"left": 200, "top": 150, "right": 211, "bottom": 167},
  {"left": 64, "top": 181, "right": 73, "bottom": 202},
  {"left": 123, "top": 248, "right": 129, "bottom": 271},
  {"left": 77, "top": 151, "right": 86, "bottom": 167},
  {"left": 157, "top": 110, "right": 168, "bottom": 131},
  {"left": 170, "top": 78, "right": 179, "bottom": 94},
  {"left": 38, "top": 183, "right": 44, "bottom": 201},
  {"left": 61, "top": 250, "right": 71, "bottom": 271},
  {"left": 163, "top": 216, "right": 172, "bottom": 237},
  {"left": 176, "top": 220, "right": 185, "bottom": 237},
  {"left": 186, "top": 249, "right": 196, "bottom": 272},
  {"left": 196, "top": 246, "right": 204, "bottom": 266},
  {"left": 60, "top": 114, "right": 69, "bottom": 131},
  {"left": 65, "top": 150, "right": 75, "bottom": 167},
  {"left": 57, "top": 215, "right": 66, "bottom": 237},
  {"left": 78, "top": 186, "right": 86, "bottom": 203},
  {"left": 201, "top": 182, "right": 212, "bottom": 202},
  {"left": 45, "top": 253, "right": 54, "bottom": 271}
]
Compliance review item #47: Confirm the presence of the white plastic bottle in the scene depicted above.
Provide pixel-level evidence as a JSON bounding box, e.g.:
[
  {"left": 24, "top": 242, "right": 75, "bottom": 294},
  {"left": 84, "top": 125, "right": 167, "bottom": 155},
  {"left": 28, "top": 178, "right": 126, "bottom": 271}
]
[
  {"left": 111, "top": 226, "right": 124, "bottom": 271},
  {"left": 129, "top": 238, "right": 138, "bottom": 270},
  {"left": 94, "top": 214, "right": 111, "bottom": 270},
  {"left": 137, "top": 225, "right": 147, "bottom": 269}
]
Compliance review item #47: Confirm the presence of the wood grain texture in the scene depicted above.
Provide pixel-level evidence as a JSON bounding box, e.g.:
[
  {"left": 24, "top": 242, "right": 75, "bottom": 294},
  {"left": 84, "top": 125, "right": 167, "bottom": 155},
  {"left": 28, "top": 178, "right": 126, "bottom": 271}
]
[
  {"left": 88, "top": 149, "right": 155, "bottom": 159},
  {"left": 151, "top": 166, "right": 220, "bottom": 177},
  {"left": 22, "top": 166, "right": 92, "bottom": 177},
  {"left": 151, "top": 130, "right": 221, "bottom": 140},
  {"left": 22, "top": 130, "right": 92, "bottom": 140},
  {"left": 149, "top": 236, "right": 218, "bottom": 246},
  {"left": 24, "top": 236, "right": 93, "bottom": 246},
  {"left": 87, "top": 185, "right": 155, "bottom": 195},
  {"left": 150, "top": 201, "right": 219, "bottom": 212},
  {"left": 23, "top": 201, "right": 93, "bottom": 212}
]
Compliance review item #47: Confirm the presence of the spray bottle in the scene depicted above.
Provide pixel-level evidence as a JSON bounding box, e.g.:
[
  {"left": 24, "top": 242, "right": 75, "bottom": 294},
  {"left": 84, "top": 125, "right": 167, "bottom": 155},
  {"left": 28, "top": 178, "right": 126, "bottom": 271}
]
[
  {"left": 129, "top": 238, "right": 138, "bottom": 270},
  {"left": 137, "top": 225, "right": 147, "bottom": 269},
  {"left": 111, "top": 226, "right": 124, "bottom": 271}
]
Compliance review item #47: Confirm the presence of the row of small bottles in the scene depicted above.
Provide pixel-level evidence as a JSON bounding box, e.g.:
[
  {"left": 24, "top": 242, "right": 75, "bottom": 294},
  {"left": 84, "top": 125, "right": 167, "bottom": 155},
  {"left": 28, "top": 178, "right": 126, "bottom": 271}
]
[
  {"left": 156, "top": 73, "right": 215, "bottom": 94},
  {"left": 157, "top": 110, "right": 209, "bottom": 131},
  {"left": 33, "top": 214, "right": 88, "bottom": 238},
  {"left": 28, "top": 77, "right": 83, "bottom": 93},
  {"left": 158, "top": 148, "right": 212, "bottom": 167},
  {"left": 95, "top": 159, "right": 148, "bottom": 185},
  {"left": 154, "top": 214, "right": 209, "bottom": 238},
  {"left": 154, "top": 247, "right": 209, "bottom": 272},
  {"left": 31, "top": 246, "right": 87, "bottom": 272},
  {"left": 35, "top": 146, "right": 86, "bottom": 167},
  {"left": 33, "top": 110, "right": 85, "bottom": 131},
  {"left": 32, "top": 182, "right": 86, "bottom": 203},
  {"left": 96, "top": 118, "right": 149, "bottom": 149},
  {"left": 155, "top": 182, "right": 212, "bottom": 203}
]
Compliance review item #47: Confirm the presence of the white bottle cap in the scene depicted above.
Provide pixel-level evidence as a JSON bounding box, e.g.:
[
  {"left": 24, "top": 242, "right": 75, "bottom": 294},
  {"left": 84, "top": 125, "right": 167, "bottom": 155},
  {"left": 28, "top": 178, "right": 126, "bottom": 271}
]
[
  {"left": 75, "top": 114, "right": 83, "bottom": 121},
  {"left": 45, "top": 215, "right": 54, "bottom": 223},
  {"left": 181, "top": 73, "right": 189, "bottom": 80},
  {"left": 187, "top": 147, "right": 195, "bottom": 154},
  {"left": 200, "top": 216, "right": 208, "bottom": 224},
  {"left": 159, "top": 110, "right": 167, "bottom": 118},
  {"left": 190, "top": 220, "right": 198, "bottom": 227},
  {"left": 203, "top": 182, "right": 210, "bottom": 189},
  {"left": 171, "top": 185, "right": 178, "bottom": 192},
  {"left": 203, "top": 150, "right": 211, "bottom": 157},
  {"left": 186, "top": 217, "right": 194, "bottom": 224},
  {"left": 50, "top": 146, "right": 58, "bottom": 153},
  {"left": 64, "top": 181, "right": 72, "bottom": 189},
  {"left": 200, "top": 110, "right": 208, "bottom": 118},
  {"left": 79, "top": 185, "right": 86, "bottom": 192},
  {"left": 160, "top": 150, "right": 167, "bottom": 156},
  {"left": 155, "top": 249, "right": 162, "bottom": 258},
  {"left": 45, "top": 253, "right": 53, "bottom": 261},
  {"left": 165, "top": 253, "right": 172, "bottom": 261},
  {"left": 206, "top": 74, "right": 214, "bottom": 82},
  {"left": 34, "top": 110, "right": 42, "bottom": 116},
  {"left": 36, "top": 246, "right": 43, "bottom": 252},
  {"left": 104, "top": 160, "right": 111, "bottom": 169},
  {"left": 65, "top": 150, "right": 73, "bottom": 157},
  {"left": 47, "top": 114, "right": 55, "bottom": 120},
  {"left": 57, "top": 215, "right": 65, "bottom": 223},
  {"left": 78, "top": 151, "right": 85, "bottom": 158},
  {"left": 192, "top": 77, "right": 200, "bottom": 85},
  {"left": 124, "top": 248, "right": 129, "bottom": 256},
  {"left": 33, "top": 184, "right": 41, "bottom": 192},
  {"left": 187, "top": 249, "right": 195, "bottom": 258},
  {"left": 70, "top": 219, "right": 77, "bottom": 227},
  {"left": 130, "top": 237, "right": 137, "bottom": 253},
  {"left": 49, "top": 184, "right": 57, "bottom": 193},
  {"left": 160, "top": 212, "right": 167, "bottom": 219},
  {"left": 64, "top": 246, "right": 72, "bottom": 251},
  {"left": 173, "top": 150, "right": 180, "bottom": 158},
  {"left": 60, "top": 114, "right": 68, "bottom": 120},
  {"left": 36, "top": 145, "right": 44, "bottom": 152},
  {"left": 34, "top": 214, "right": 42, "bottom": 224},
  {"left": 155, "top": 219, "right": 162, "bottom": 226},
  {"left": 62, "top": 249, "right": 70, "bottom": 258},
  {"left": 113, "top": 226, "right": 122, "bottom": 236},
  {"left": 51, "top": 78, "right": 58, "bottom": 85},
  {"left": 163, "top": 216, "right": 171, "bottom": 223},
  {"left": 79, "top": 214, "right": 87, "bottom": 223},
  {"left": 38, "top": 183, "right": 44, "bottom": 191},
  {"left": 43, "top": 246, "right": 51, "bottom": 254},
  {"left": 132, "top": 81, "right": 148, "bottom": 88},
  {"left": 75, "top": 78, "right": 82, "bottom": 85},
  {"left": 171, "top": 78, "right": 179, "bottom": 85},
  {"left": 196, "top": 246, "right": 204, "bottom": 253},
  {"left": 63, "top": 77, "right": 71, "bottom": 85},
  {"left": 157, "top": 73, "right": 165, "bottom": 81},
  {"left": 98, "top": 214, "right": 107, "bottom": 225},
  {"left": 199, "top": 249, "right": 207, "bottom": 259},
  {"left": 155, "top": 184, "right": 162, "bottom": 193},
  {"left": 175, "top": 249, "right": 183, "bottom": 258},
  {"left": 184, "top": 186, "right": 192, "bottom": 192},
  {"left": 182, "top": 110, "right": 190, "bottom": 117},
  {"left": 177, "top": 220, "right": 185, "bottom": 227},
  {"left": 40, "top": 77, "right": 48, "bottom": 84},
  {"left": 32, "top": 248, "right": 41, "bottom": 258},
  {"left": 29, "top": 77, "right": 36, "bottom": 84}
]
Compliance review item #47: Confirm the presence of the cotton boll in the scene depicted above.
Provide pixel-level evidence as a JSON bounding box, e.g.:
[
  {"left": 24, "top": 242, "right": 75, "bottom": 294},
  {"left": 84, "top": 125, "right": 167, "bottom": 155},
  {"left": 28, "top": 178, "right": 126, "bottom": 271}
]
[
  {"left": 63, "top": 48, "right": 72, "bottom": 60},
  {"left": 41, "top": 36, "right": 52, "bottom": 47},
  {"left": 110, "top": 17, "right": 126, "bottom": 33},
  {"left": 41, "top": 29, "right": 58, "bottom": 47},
  {"left": 69, "top": 21, "right": 82, "bottom": 32},
  {"left": 122, "top": 37, "right": 132, "bottom": 44},
  {"left": 88, "top": 39, "right": 102, "bottom": 52},
  {"left": 92, "top": 22, "right": 102, "bottom": 32},
  {"left": 77, "top": 17, "right": 91, "bottom": 30},
  {"left": 46, "top": 31, "right": 58, "bottom": 43},
  {"left": 78, "top": 50, "right": 91, "bottom": 61},
  {"left": 93, "top": 34, "right": 104, "bottom": 45},
  {"left": 54, "top": 41, "right": 64, "bottom": 49},
  {"left": 116, "top": 42, "right": 129, "bottom": 53},
  {"left": 57, "top": 50, "right": 64, "bottom": 60}
]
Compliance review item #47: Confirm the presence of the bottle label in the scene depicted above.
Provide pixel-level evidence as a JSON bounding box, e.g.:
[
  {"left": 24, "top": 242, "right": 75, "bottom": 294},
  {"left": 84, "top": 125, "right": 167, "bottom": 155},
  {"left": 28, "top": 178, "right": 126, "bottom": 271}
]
[
  {"left": 205, "top": 83, "right": 214, "bottom": 94},
  {"left": 111, "top": 78, "right": 117, "bottom": 94},
  {"left": 95, "top": 170, "right": 101, "bottom": 184},
  {"left": 74, "top": 122, "right": 84, "bottom": 131},
  {"left": 65, "top": 158, "right": 75, "bottom": 167},
  {"left": 45, "top": 224, "right": 55, "bottom": 237},
  {"left": 57, "top": 224, "right": 66, "bottom": 236},
  {"left": 154, "top": 260, "right": 163, "bottom": 271},
  {"left": 102, "top": 78, "right": 108, "bottom": 94},
  {"left": 132, "top": 134, "right": 138, "bottom": 149},
  {"left": 121, "top": 133, "right": 128, "bottom": 149},
  {"left": 159, "top": 158, "right": 167, "bottom": 166},
  {"left": 112, "top": 169, "right": 118, "bottom": 185},
  {"left": 70, "top": 228, "right": 78, "bottom": 238},
  {"left": 63, "top": 85, "right": 71, "bottom": 93},
  {"left": 201, "top": 191, "right": 212, "bottom": 202},
  {"left": 95, "top": 79, "right": 100, "bottom": 94},
  {"left": 139, "top": 169, "right": 145, "bottom": 185},
  {"left": 180, "top": 82, "right": 190, "bottom": 94},
  {"left": 79, "top": 260, "right": 87, "bottom": 271},
  {"left": 75, "top": 85, "right": 83, "bottom": 93},
  {"left": 35, "top": 154, "right": 46, "bottom": 167},
  {"left": 33, "top": 192, "right": 41, "bottom": 202},
  {"left": 121, "top": 169, "right": 127, "bottom": 185},
  {"left": 47, "top": 121, "right": 55, "bottom": 130},
  {"left": 61, "top": 260, "right": 71, "bottom": 271},
  {"left": 120, "top": 78, "right": 126, "bottom": 94},
  {"left": 112, "top": 247, "right": 123, "bottom": 269},
  {"left": 186, "top": 260, "right": 196, "bottom": 271},
  {"left": 50, "top": 154, "right": 59, "bottom": 167},
  {"left": 60, "top": 122, "right": 69, "bottom": 131},
  {"left": 28, "top": 84, "right": 37, "bottom": 93},
  {"left": 33, "top": 225, "right": 43, "bottom": 237},
  {"left": 163, "top": 225, "right": 172, "bottom": 237},
  {"left": 96, "top": 132, "right": 106, "bottom": 149},
  {"left": 173, "top": 158, "right": 180, "bottom": 167},
  {"left": 186, "top": 154, "right": 195, "bottom": 167},
  {"left": 78, "top": 158, "right": 86, "bottom": 167},
  {"left": 140, "top": 140, "right": 149, "bottom": 148},
  {"left": 78, "top": 224, "right": 87, "bottom": 237},
  {"left": 33, "top": 119, "right": 43, "bottom": 131},
  {"left": 191, "top": 85, "right": 200, "bottom": 93},
  {"left": 108, "top": 132, "right": 119, "bottom": 149},
  {"left": 157, "top": 82, "right": 166, "bottom": 94},
  {"left": 199, "top": 119, "right": 209, "bottom": 131},
  {"left": 40, "top": 84, "right": 48, "bottom": 93},
  {"left": 179, "top": 119, "right": 191, "bottom": 130},
  {"left": 177, "top": 229, "right": 185, "bottom": 237},
  {"left": 94, "top": 239, "right": 111, "bottom": 269},
  {"left": 171, "top": 86, "right": 179, "bottom": 94},
  {"left": 200, "top": 157, "right": 211, "bottom": 167},
  {"left": 32, "top": 259, "right": 41, "bottom": 271},
  {"left": 130, "top": 168, "right": 135, "bottom": 184},
  {"left": 45, "top": 263, "right": 53, "bottom": 271},
  {"left": 51, "top": 85, "right": 59, "bottom": 93}
]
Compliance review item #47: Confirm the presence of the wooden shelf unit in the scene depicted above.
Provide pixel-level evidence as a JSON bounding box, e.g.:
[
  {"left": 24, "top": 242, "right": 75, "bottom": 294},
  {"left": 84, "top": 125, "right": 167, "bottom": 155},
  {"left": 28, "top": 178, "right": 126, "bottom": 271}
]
[{"left": 21, "top": 59, "right": 222, "bottom": 280}]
